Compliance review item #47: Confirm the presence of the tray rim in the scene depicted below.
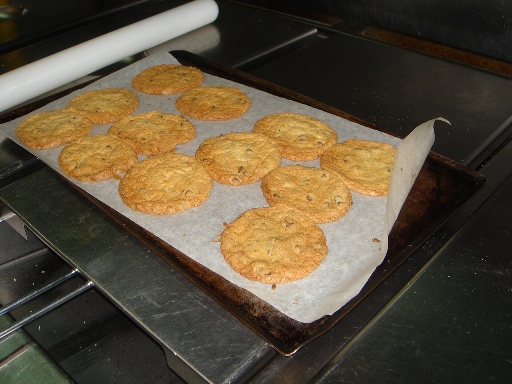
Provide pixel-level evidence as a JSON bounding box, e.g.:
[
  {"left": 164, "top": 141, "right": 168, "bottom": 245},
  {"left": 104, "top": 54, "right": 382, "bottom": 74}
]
[{"left": 0, "top": 49, "right": 487, "bottom": 355}]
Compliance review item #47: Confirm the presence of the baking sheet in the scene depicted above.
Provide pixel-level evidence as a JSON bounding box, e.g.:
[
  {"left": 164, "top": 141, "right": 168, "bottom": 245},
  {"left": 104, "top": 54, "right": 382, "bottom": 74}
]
[
  {"left": 0, "top": 51, "right": 485, "bottom": 355},
  {"left": 0, "top": 51, "right": 436, "bottom": 324}
]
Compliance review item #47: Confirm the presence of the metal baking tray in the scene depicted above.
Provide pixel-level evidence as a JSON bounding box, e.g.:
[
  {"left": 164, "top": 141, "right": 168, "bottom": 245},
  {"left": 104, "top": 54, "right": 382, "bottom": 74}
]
[{"left": 1, "top": 50, "right": 486, "bottom": 355}]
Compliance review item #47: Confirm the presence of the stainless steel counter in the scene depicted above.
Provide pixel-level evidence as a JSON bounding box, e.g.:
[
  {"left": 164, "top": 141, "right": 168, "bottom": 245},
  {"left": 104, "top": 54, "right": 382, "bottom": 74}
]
[
  {"left": 250, "top": 124, "right": 512, "bottom": 384},
  {"left": 248, "top": 32, "right": 512, "bottom": 168},
  {"left": 312, "top": 136, "right": 512, "bottom": 384},
  {"left": 243, "top": 26, "right": 512, "bottom": 383},
  {"left": 0, "top": 167, "right": 275, "bottom": 383}
]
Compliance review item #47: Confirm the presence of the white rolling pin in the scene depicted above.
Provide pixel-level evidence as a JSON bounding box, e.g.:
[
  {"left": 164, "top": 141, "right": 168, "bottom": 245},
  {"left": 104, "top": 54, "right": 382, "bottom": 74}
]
[{"left": 0, "top": 0, "right": 219, "bottom": 113}]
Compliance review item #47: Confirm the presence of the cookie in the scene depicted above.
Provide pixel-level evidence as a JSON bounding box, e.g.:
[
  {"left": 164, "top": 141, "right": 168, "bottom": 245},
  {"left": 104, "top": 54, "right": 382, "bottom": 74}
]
[
  {"left": 108, "top": 110, "right": 196, "bottom": 156},
  {"left": 15, "top": 108, "right": 93, "bottom": 149},
  {"left": 261, "top": 165, "right": 352, "bottom": 223},
  {"left": 221, "top": 205, "right": 328, "bottom": 284},
  {"left": 252, "top": 112, "right": 338, "bottom": 161},
  {"left": 67, "top": 88, "right": 139, "bottom": 124},
  {"left": 320, "top": 139, "right": 397, "bottom": 196},
  {"left": 58, "top": 134, "right": 138, "bottom": 182},
  {"left": 132, "top": 64, "right": 204, "bottom": 95},
  {"left": 175, "top": 86, "right": 251, "bottom": 120},
  {"left": 118, "top": 152, "right": 212, "bottom": 215},
  {"left": 195, "top": 132, "right": 281, "bottom": 186}
]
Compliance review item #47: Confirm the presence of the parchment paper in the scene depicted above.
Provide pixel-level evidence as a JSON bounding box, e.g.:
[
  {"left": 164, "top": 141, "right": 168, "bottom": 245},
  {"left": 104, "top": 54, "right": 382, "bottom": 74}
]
[{"left": 0, "top": 51, "right": 438, "bottom": 323}]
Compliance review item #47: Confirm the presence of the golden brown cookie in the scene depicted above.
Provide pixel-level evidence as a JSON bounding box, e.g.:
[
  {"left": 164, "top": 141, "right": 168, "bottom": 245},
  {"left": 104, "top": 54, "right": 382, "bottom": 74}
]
[
  {"left": 195, "top": 132, "right": 281, "bottom": 186},
  {"left": 58, "top": 134, "right": 138, "bottom": 182},
  {"left": 252, "top": 112, "right": 338, "bottom": 161},
  {"left": 261, "top": 165, "right": 352, "bottom": 223},
  {"left": 108, "top": 110, "right": 196, "bottom": 156},
  {"left": 320, "top": 139, "right": 397, "bottom": 196},
  {"left": 175, "top": 86, "right": 251, "bottom": 120},
  {"left": 118, "top": 152, "right": 212, "bottom": 215},
  {"left": 67, "top": 88, "right": 139, "bottom": 124},
  {"left": 221, "top": 205, "right": 328, "bottom": 284},
  {"left": 131, "top": 64, "right": 204, "bottom": 95},
  {"left": 15, "top": 109, "right": 93, "bottom": 149}
]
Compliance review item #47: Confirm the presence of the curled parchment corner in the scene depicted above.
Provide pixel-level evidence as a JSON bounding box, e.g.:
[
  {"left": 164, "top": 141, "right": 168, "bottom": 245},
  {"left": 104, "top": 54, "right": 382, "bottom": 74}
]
[{"left": 379, "top": 117, "right": 450, "bottom": 259}]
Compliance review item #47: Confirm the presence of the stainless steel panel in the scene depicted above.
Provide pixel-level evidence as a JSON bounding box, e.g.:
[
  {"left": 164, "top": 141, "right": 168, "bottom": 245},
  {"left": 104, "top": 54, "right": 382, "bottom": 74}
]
[
  {"left": 0, "top": 169, "right": 275, "bottom": 383},
  {"left": 248, "top": 33, "right": 512, "bottom": 168},
  {"left": 250, "top": 134, "right": 512, "bottom": 384},
  {"left": 237, "top": 0, "right": 512, "bottom": 63},
  {"left": 311, "top": 137, "right": 512, "bottom": 383}
]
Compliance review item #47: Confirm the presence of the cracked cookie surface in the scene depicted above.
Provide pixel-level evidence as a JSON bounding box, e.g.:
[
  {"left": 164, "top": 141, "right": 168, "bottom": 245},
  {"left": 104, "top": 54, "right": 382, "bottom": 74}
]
[
  {"left": 67, "top": 88, "right": 138, "bottom": 124},
  {"left": 261, "top": 165, "right": 352, "bottom": 223},
  {"left": 108, "top": 110, "right": 195, "bottom": 156},
  {"left": 58, "top": 134, "right": 138, "bottom": 182},
  {"left": 195, "top": 132, "right": 281, "bottom": 186},
  {"left": 320, "top": 139, "right": 397, "bottom": 196},
  {"left": 132, "top": 64, "right": 204, "bottom": 95},
  {"left": 221, "top": 205, "right": 328, "bottom": 284},
  {"left": 253, "top": 112, "right": 337, "bottom": 161},
  {"left": 119, "top": 152, "right": 212, "bottom": 215},
  {"left": 16, "top": 108, "right": 93, "bottom": 149},
  {"left": 175, "top": 86, "right": 251, "bottom": 120}
]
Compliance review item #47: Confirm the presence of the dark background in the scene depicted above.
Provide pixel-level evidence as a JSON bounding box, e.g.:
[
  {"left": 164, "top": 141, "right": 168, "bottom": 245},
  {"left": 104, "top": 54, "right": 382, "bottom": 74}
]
[{"left": 236, "top": 0, "right": 512, "bottom": 63}]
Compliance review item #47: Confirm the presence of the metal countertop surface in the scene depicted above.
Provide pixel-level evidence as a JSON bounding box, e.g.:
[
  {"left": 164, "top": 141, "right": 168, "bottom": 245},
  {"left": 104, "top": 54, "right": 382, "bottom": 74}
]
[
  {"left": 248, "top": 32, "right": 512, "bottom": 168},
  {"left": 244, "top": 28, "right": 512, "bottom": 383},
  {"left": 1, "top": 1, "right": 512, "bottom": 383},
  {"left": 0, "top": 168, "right": 275, "bottom": 383},
  {"left": 250, "top": 128, "right": 512, "bottom": 384},
  {"left": 312, "top": 138, "right": 512, "bottom": 384}
]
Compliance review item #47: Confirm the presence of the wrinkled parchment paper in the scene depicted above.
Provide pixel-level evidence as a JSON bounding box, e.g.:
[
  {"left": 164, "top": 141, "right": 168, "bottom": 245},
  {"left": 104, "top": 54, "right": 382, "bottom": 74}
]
[{"left": 0, "top": 51, "right": 438, "bottom": 323}]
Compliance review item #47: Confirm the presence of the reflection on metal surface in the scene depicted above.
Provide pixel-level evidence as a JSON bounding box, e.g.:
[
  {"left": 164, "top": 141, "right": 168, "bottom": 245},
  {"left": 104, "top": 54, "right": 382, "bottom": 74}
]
[
  {"left": 0, "top": 5, "right": 28, "bottom": 21},
  {"left": 0, "top": 2, "right": 27, "bottom": 72},
  {"left": 0, "top": 167, "right": 271, "bottom": 382},
  {"left": 359, "top": 25, "right": 512, "bottom": 78},
  {"left": 0, "top": 280, "right": 94, "bottom": 340},
  {"left": 0, "top": 268, "right": 80, "bottom": 317},
  {"left": 0, "top": 205, "right": 27, "bottom": 240},
  {"left": 0, "top": 315, "right": 73, "bottom": 383},
  {"left": 146, "top": 24, "right": 221, "bottom": 56}
]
